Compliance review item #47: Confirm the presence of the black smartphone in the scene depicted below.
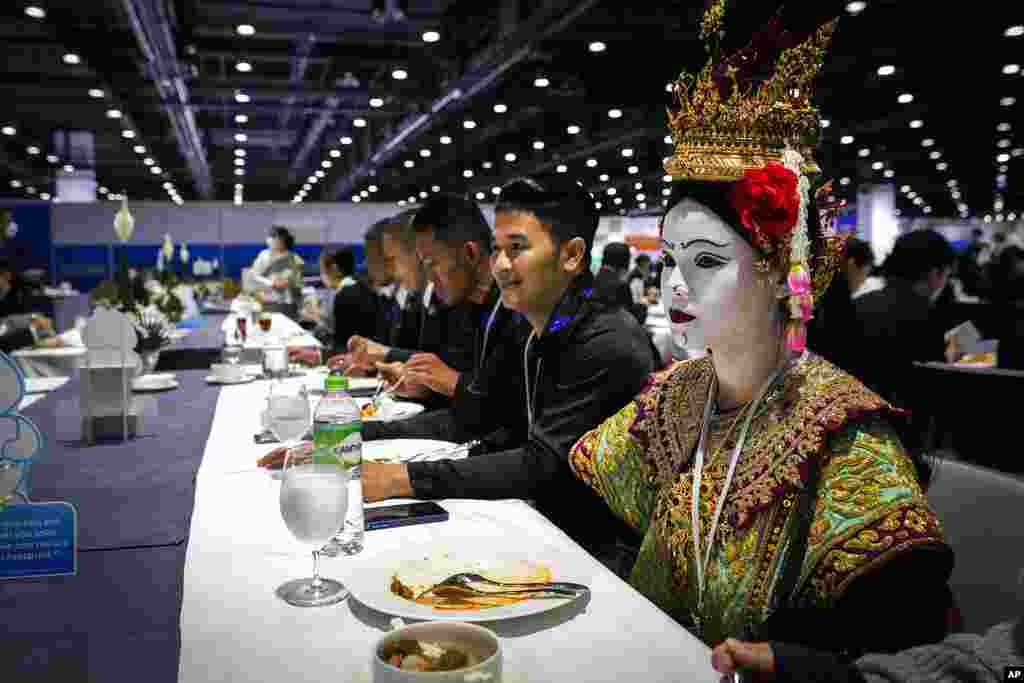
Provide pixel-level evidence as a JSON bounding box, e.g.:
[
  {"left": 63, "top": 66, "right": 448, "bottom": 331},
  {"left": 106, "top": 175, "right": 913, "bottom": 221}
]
[{"left": 365, "top": 502, "right": 449, "bottom": 531}]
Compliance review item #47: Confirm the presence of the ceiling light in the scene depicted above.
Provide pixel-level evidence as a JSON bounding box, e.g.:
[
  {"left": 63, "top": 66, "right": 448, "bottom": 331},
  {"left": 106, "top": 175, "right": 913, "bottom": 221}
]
[
  {"left": 909, "top": 119, "right": 924, "bottom": 129},
  {"left": 662, "top": 188, "right": 671, "bottom": 196},
  {"left": 143, "top": 157, "right": 154, "bottom": 165},
  {"left": 913, "top": 197, "right": 923, "bottom": 205},
  {"left": 871, "top": 161, "right": 884, "bottom": 170},
  {"left": 596, "top": 202, "right": 604, "bottom": 209},
  {"left": 121, "top": 130, "right": 136, "bottom": 139},
  {"left": 315, "top": 170, "right": 325, "bottom": 177},
  {"left": 463, "top": 120, "right": 477, "bottom": 129},
  {"left": 88, "top": 88, "right": 106, "bottom": 99},
  {"left": 422, "top": 30, "right": 441, "bottom": 43},
  {"left": 589, "top": 41, "right": 607, "bottom": 53},
  {"left": 234, "top": 197, "right": 242, "bottom": 205},
  {"left": 475, "top": 192, "right": 485, "bottom": 200},
  {"left": 46, "top": 154, "right": 58, "bottom": 163},
  {"left": 133, "top": 145, "right": 146, "bottom": 154},
  {"left": 858, "top": 148, "right": 871, "bottom": 157},
  {"left": 628, "top": 165, "right": 639, "bottom": 174},
  {"left": 361, "top": 190, "right": 369, "bottom": 198},
  {"left": 369, "top": 97, "right": 384, "bottom": 108},
  {"left": 923, "top": 206, "right": 932, "bottom": 214},
  {"left": 237, "top": 24, "right": 255, "bottom": 36},
  {"left": 9, "top": 180, "right": 22, "bottom": 189},
  {"left": 235, "top": 92, "right": 250, "bottom": 103},
  {"left": 482, "top": 161, "right": 492, "bottom": 169},
  {"left": 151, "top": 166, "right": 162, "bottom": 174},
  {"left": 533, "top": 77, "right": 550, "bottom": 88},
  {"left": 1006, "top": 25, "right": 1024, "bottom": 37},
  {"left": 567, "top": 125, "right": 581, "bottom": 135},
  {"left": 26, "top": 146, "right": 40, "bottom": 155},
  {"left": 26, "top": 187, "right": 36, "bottom": 195},
  {"left": 1000, "top": 97, "right": 1017, "bottom": 107},
  {"left": 431, "top": 185, "right": 440, "bottom": 193},
  {"left": 235, "top": 114, "right": 248, "bottom": 124},
  {"left": 947, "top": 179, "right": 958, "bottom": 187},
  {"left": 906, "top": 189, "right": 916, "bottom": 197},
  {"left": 302, "top": 184, "right": 311, "bottom": 191},
  {"left": 1013, "top": 148, "right": 1024, "bottom": 157},
  {"left": 665, "top": 83, "right": 674, "bottom": 93},
  {"left": 40, "top": 193, "right": 50, "bottom": 200},
  {"left": 997, "top": 153, "right": 1011, "bottom": 163},
  {"left": 340, "top": 136, "right": 353, "bottom": 145},
  {"left": 162, "top": 182, "right": 172, "bottom": 190},
  {"left": 607, "top": 188, "right": 617, "bottom": 196},
  {"left": 492, "top": 187, "right": 501, "bottom": 195},
  {"left": 897, "top": 93, "right": 914, "bottom": 104},
  {"left": 951, "top": 191, "right": 961, "bottom": 199},
  {"left": 921, "top": 138, "right": 935, "bottom": 147},
  {"left": 556, "top": 164, "right": 568, "bottom": 173},
  {"left": 321, "top": 160, "right": 332, "bottom": 168},
  {"left": 25, "top": 6, "right": 46, "bottom": 19},
  {"left": 1003, "top": 64, "right": 1021, "bottom": 75},
  {"left": 328, "top": 149, "right": 340, "bottom": 158},
  {"left": 998, "top": 139, "right": 1012, "bottom": 149},
  {"left": 929, "top": 151, "right": 942, "bottom": 159},
  {"left": 599, "top": 174, "right": 610, "bottom": 182},
  {"left": 493, "top": 103, "right": 507, "bottom": 114},
  {"left": 1000, "top": 164, "right": 1009, "bottom": 171},
  {"left": 845, "top": 1, "right": 867, "bottom": 15},
  {"left": 308, "top": 176, "right": 318, "bottom": 183},
  {"left": 353, "top": 118, "right": 367, "bottom": 128},
  {"left": 884, "top": 169, "right": 895, "bottom": 178},
  {"left": 420, "top": 149, "right": 431, "bottom": 158},
  {"left": 234, "top": 133, "right": 247, "bottom": 142},
  {"left": 504, "top": 153, "right": 517, "bottom": 162},
  {"left": 840, "top": 177, "right": 851, "bottom": 186},
  {"left": 532, "top": 140, "right": 545, "bottom": 150},
  {"left": 236, "top": 61, "right": 252, "bottom": 73},
  {"left": 840, "top": 135, "right": 854, "bottom": 144},
  {"left": 586, "top": 158, "right": 598, "bottom": 168},
  {"left": 607, "top": 108, "right": 623, "bottom": 119},
  {"left": 63, "top": 53, "right": 81, "bottom": 65},
  {"left": 621, "top": 148, "right": 634, "bottom": 157},
  {"left": 397, "top": 200, "right": 406, "bottom": 206},
  {"left": 404, "top": 160, "right": 415, "bottom": 168},
  {"left": 0, "top": 126, "right": 15, "bottom": 136},
  {"left": 106, "top": 109, "right": 122, "bottom": 119},
  {"left": 663, "top": 175, "right": 672, "bottom": 183},
  {"left": 391, "top": 69, "right": 408, "bottom": 80},
  {"left": 877, "top": 65, "right": 896, "bottom": 76},
  {"left": 614, "top": 197, "right": 623, "bottom": 205},
  {"left": 352, "top": 196, "right": 361, "bottom": 203},
  {"left": 438, "top": 135, "right": 452, "bottom": 145},
  {"left": 463, "top": 169, "right": 474, "bottom": 178}
]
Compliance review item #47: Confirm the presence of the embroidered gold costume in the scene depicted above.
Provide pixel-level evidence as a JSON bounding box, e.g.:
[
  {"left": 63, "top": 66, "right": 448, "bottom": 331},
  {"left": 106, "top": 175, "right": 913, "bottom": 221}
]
[{"left": 570, "top": 353, "right": 949, "bottom": 646}]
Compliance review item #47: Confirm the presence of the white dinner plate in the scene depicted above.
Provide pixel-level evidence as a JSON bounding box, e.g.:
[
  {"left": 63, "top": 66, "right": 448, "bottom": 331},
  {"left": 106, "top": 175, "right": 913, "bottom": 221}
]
[
  {"left": 205, "top": 374, "right": 257, "bottom": 385},
  {"left": 362, "top": 439, "right": 464, "bottom": 464},
  {"left": 346, "top": 377, "right": 381, "bottom": 391},
  {"left": 355, "top": 398, "right": 424, "bottom": 422},
  {"left": 344, "top": 541, "right": 591, "bottom": 623}
]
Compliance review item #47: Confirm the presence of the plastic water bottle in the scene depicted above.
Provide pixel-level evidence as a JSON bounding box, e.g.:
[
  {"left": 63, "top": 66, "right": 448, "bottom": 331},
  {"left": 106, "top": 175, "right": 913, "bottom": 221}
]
[{"left": 314, "top": 372, "right": 364, "bottom": 556}]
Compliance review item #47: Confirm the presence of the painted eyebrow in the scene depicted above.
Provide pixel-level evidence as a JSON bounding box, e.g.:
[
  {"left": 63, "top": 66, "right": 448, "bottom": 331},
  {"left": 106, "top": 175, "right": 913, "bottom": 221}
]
[{"left": 661, "top": 238, "right": 730, "bottom": 250}]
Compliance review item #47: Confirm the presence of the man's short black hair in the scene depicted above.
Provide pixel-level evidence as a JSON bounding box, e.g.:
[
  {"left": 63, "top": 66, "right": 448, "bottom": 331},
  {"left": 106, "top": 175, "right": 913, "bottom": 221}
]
[
  {"left": 330, "top": 247, "right": 356, "bottom": 278},
  {"left": 635, "top": 254, "right": 652, "bottom": 267},
  {"left": 412, "top": 195, "right": 491, "bottom": 255},
  {"left": 495, "top": 177, "right": 600, "bottom": 264},
  {"left": 845, "top": 237, "right": 875, "bottom": 268},
  {"left": 0, "top": 256, "right": 13, "bottom": 275},
  {"left": 881, "top": 229, "right": 955, "bottom": 282},
  {"left": 269, "top": 225, "right": 295, "bottom": 250},
  {"left": 602, "top": 242, "right": 631, "bottom": 271}
]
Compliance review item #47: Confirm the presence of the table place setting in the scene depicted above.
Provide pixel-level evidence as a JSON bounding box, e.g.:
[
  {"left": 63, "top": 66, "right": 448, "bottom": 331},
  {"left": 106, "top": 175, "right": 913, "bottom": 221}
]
[{"left": 131, "top": 372, "right": 179, "bottom": 392}]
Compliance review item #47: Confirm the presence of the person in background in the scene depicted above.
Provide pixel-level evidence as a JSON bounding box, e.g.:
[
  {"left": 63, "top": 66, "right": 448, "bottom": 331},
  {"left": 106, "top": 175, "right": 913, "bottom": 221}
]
[
  {"left": 0, "top": 257, "right": 31, "bottom": 319},
  {"left": 354, "top": 178, "right": 656, "bottom": 571},
  {"left": 379, "top": 211, "right": 437, "bottom": 354},
  {"left": 336, "top": 196, "right": 493, "bottom": 401},
  {"left": 848, "top": 229, "right": 957, "bottom": 406},
  {"left": 0, "top": 315, "right": 59, "bottom": 354},
  {"left": 628, "top": 254, "right": 653, "bottom": 303},
  {"left": 248, "top": 226, "right": 304, "bottom": 319},
  {"left": 712, "top": 615, "right": 1022, "bottom": 682},
  {"left": 844, "top": 238, "right": 884, "bottom": 300},
  {"left": 594, "top": 242, "right": 647, "bottom": 325},
  {"left": 303, "top": 248, "right": 347, "bottom": 343}
]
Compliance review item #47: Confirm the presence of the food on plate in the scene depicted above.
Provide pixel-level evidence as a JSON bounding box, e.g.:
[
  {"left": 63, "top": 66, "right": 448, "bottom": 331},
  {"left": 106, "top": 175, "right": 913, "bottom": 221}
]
[
  {"left": 958, "top": 351, "right": 996, "bottom": 365},
  {"left": 379, "top": 639, "right": 480, "bottom": 672},
  {"left": 360, "top": 402, "right": 379, "bottom": 418},
  {"left": 390, "top": 555, "right": 552, "bottom": 611}
]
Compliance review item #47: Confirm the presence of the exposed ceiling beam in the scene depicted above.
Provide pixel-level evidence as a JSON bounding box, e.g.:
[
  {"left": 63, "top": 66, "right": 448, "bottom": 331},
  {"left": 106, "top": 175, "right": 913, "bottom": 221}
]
[
  {"left": 331, "top": 0, "right": 603, "bottom": 200},
  {"left": 120, "top": 0, "right": 213, "bottom": 198},
  {"left": 286, "top": 95, "right": 342, "bottom": 188},
  {"left": 278, "top": 33, "right": 318, "bottom": 132}
]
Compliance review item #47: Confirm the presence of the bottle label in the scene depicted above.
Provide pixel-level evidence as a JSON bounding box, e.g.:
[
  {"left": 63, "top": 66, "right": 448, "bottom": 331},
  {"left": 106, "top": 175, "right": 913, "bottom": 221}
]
[{"left": 312, "top": 420, "right": 362, "bottom": 468}]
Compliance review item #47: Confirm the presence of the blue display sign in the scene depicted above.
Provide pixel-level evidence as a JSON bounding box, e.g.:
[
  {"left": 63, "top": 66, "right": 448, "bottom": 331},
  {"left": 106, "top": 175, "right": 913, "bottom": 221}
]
[{"left": 0, "top": 502, "right": 77, "bottom": 579}]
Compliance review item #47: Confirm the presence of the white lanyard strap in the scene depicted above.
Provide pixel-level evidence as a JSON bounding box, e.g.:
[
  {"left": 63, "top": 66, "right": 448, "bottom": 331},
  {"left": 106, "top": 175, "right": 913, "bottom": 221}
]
[
  {"left": 689, "top": 357, "right": 793, "bottom": 611},
  {"left": 523, "top": 331, "right": 542, "bottom": 434}
]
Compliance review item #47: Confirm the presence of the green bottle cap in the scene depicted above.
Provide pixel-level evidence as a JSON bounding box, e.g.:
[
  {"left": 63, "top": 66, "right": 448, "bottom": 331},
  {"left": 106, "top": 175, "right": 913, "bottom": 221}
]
[{"left": 325, "top": 373, "right": 349, "bottom": 391}]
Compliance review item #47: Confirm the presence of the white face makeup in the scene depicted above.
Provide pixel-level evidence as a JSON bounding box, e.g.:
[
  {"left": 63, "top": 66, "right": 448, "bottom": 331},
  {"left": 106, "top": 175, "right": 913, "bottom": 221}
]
[{"left": 660, "top": 199, "right": 780, "bottom": 358}]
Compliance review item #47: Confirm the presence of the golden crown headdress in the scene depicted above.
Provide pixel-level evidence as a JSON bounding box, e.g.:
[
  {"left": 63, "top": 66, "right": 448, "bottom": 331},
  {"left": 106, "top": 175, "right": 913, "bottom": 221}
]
[{"left": 665, "top": 0, "right": 837, "bottom": 182}]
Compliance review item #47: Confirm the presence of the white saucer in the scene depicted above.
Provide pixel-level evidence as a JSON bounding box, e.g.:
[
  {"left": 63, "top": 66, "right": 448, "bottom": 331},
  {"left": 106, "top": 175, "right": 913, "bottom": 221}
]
[
  {"left": 132, "top": 376, "right": 179, "bottom": 392},
  {"left": 205, "top": 374, "right": 256, "bottom": 385}
]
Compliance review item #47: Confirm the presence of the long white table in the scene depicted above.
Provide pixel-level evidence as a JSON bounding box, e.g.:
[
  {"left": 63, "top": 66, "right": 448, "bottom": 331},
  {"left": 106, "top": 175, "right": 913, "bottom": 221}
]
[{"left": 179, "top": 375, "right": 716, "bottom": 682}]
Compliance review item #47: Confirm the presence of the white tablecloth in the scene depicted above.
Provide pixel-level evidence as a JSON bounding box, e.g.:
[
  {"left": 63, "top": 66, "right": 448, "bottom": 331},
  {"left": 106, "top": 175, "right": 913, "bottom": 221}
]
[
  {"left": 220, "top": 312, "right": 320, "bottom": 349},
  {"left": 179, "top": 377, "right": 716, "bottom": 683}
]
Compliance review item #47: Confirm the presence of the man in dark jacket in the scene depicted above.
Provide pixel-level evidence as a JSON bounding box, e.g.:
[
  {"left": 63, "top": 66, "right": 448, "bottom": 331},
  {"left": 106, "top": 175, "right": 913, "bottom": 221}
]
[
  {"left": 593, "top": 242, "right": 647, "bottom": 325},
  {"left": 329, "top": 247, "right": 382, "bottom": 354},
  {"left": 360, "top": 179, "right": 656, "bottom": 569}
]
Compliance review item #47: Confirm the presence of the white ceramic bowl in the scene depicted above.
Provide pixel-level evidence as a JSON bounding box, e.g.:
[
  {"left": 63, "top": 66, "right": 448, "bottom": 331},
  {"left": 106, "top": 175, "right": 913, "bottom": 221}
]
[
  {"left": 211, "top": 363, "right": 246, "bottom": 382},
  {"left": 372, "top": 621, "right": 502, "bottom": 683}
]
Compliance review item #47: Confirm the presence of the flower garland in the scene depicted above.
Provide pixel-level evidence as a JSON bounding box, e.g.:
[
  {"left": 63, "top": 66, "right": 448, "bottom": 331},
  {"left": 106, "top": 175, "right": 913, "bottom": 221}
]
[{"left": 781, "top": 148, "right": 813, "bottom": 353}]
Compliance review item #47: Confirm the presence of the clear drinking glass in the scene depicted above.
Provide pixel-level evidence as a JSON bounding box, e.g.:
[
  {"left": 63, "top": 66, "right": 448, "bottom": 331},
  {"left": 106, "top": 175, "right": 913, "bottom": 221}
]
[
  {"left": 276, "top": 442, "right": 350, "bottom": 607},
  {"left": 266, "top": 383, "right": 312, "bottom": 446},
  {"left": 222, "top": 329, "right": 243, "bottom": 365}
]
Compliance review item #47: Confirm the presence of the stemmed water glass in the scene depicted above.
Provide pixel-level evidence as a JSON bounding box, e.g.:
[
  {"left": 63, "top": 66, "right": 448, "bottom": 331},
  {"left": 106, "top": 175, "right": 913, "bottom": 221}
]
[
  {"left": 222, "top": 328, "right": 243, "bottom": 365},
  {"left": 276, "top": 442, "right": 350, "bottom": 607}
]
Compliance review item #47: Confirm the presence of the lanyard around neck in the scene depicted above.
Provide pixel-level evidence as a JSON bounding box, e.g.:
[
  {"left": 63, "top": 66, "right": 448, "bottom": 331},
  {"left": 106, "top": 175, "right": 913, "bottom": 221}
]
[
  {"left": 689, "top": 357, "right": 794, "bottom": 613},
  {"left": 523, "top": 330, "right": 542, "bottom": 434}
]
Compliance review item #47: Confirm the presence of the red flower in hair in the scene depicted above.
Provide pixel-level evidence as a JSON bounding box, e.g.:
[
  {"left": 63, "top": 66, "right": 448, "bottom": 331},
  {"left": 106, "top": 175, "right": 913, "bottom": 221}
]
[{"left": 730, "top": 162, "right": 800, "bottom": 246}]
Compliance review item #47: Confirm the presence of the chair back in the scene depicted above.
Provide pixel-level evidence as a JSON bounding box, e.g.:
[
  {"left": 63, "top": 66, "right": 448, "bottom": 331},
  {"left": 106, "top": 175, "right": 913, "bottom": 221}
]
[{"left": 927, "top": 457, "right": 1024, "bottom": 633}]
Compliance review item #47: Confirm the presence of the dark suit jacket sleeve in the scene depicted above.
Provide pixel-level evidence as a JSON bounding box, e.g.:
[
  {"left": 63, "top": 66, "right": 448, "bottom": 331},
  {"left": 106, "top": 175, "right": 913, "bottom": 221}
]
[
  {"left": 407, "top": 321, "right": 654, "bottom": 500},
  {"left": 361, "top": 409, "right": 463, "bottom": 443},
  {"left": 332, "top": 285, "right": 380, "bottom": 354},
  {"left": 0, "top": 328, "right": 35, "bottom": 354}
]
